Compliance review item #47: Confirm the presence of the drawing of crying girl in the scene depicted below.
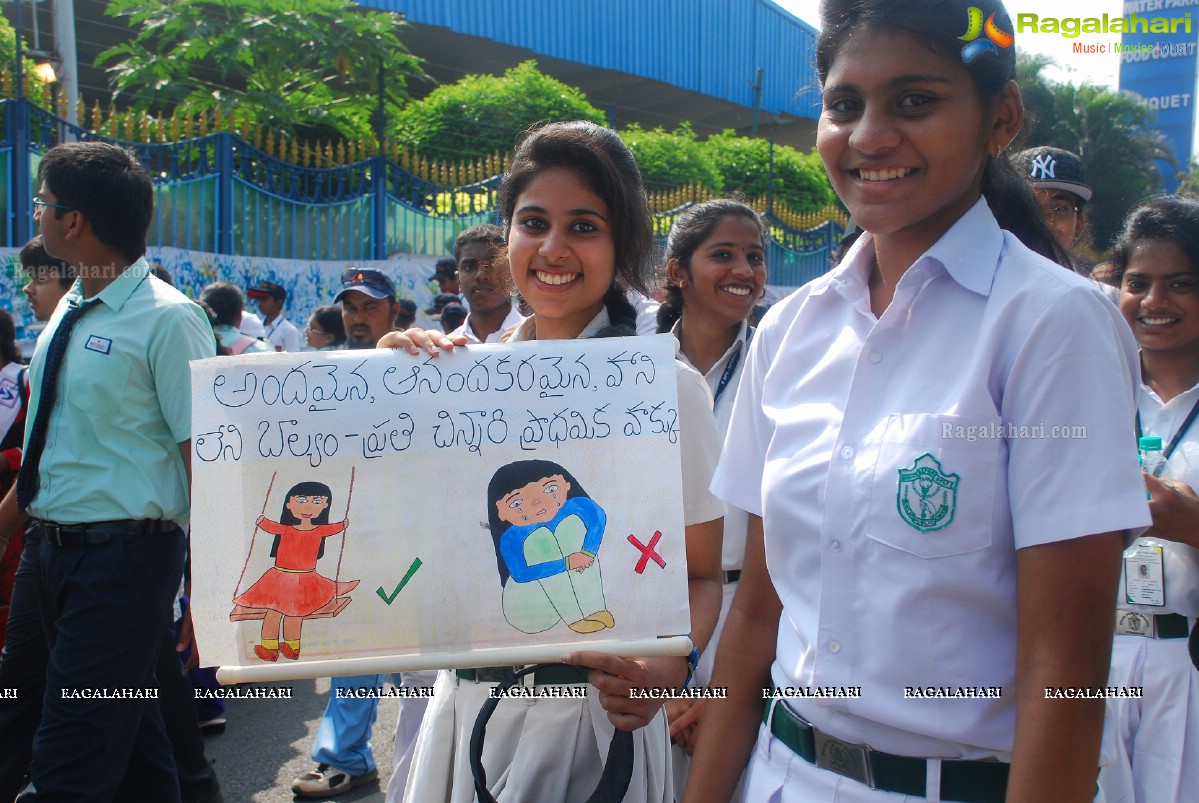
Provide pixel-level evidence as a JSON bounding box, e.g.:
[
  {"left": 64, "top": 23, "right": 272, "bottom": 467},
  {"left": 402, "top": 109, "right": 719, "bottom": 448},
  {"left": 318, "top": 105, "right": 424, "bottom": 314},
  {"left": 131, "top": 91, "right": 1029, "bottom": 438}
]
[{"left": 486, "top": 460, "right": 614, "bottom": 634}]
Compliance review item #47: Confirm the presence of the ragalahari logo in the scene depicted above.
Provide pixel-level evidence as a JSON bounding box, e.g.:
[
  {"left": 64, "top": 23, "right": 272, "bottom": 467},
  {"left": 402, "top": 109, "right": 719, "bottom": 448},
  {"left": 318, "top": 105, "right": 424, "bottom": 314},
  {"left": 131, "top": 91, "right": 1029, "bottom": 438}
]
[{"left": 959, "top": 6, "right": 1014, "bottom": 63}]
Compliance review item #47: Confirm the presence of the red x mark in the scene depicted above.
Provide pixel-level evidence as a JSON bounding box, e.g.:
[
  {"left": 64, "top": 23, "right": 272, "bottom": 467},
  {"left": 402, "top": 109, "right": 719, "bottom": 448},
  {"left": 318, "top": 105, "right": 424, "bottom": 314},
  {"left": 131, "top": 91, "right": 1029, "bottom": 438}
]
[{"left": 628, "top": 531, "right": 665, "bottom": 574}]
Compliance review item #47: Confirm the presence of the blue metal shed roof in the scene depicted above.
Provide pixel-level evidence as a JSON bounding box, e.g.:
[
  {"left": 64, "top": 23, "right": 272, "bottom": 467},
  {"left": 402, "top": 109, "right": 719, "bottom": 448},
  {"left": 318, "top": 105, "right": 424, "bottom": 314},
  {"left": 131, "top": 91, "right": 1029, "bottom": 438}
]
[{"left": 356, "top": 0, "right": 821, "bottom": 120}]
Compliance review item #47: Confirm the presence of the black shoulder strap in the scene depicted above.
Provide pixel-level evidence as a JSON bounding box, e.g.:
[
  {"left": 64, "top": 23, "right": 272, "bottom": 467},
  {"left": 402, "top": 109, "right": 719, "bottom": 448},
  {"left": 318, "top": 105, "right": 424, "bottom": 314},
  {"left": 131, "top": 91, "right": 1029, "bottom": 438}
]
[{"left": 469, "top": 664, "right": 634, "bottom": 803}]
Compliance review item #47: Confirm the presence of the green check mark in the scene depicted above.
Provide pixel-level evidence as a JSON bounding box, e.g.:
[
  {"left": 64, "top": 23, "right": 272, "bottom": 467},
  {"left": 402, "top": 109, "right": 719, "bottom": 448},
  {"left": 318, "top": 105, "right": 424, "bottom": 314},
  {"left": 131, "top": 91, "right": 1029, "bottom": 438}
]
[{"left": 377, "top": 557, "right": 422, "bottom": 605}]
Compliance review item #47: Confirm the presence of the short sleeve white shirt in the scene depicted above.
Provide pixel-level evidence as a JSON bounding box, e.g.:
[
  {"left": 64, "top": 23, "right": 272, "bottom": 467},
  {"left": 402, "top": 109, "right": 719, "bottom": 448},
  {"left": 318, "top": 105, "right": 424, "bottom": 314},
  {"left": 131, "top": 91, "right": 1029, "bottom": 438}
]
[
  {"left": 626, "top": 289, "right": 662, "bottom": 336},
  {"left": 264, "top": 314, "right": 302, "bottom": 352},
  {"left": 451, "top": 304, "right": 526, "bottom": 345},
  {"left": 712, "top": 197, "right": 1151, "bottom": 758},
  {"left": 239, "top": 311, "right": 266, "bottom": 338},
  {"left": 673, "top": 319, "right": 752, "bottom": 569}
]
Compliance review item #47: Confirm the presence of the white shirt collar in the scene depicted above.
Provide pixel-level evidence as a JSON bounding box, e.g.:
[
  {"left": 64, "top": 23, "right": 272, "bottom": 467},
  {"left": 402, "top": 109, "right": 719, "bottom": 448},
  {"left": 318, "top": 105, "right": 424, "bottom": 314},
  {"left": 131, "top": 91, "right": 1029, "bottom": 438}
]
[
  {"left": 510, "top": 307, "right": 611, "bottom": 342},
  {"left": 670, "top": 318, "right": 749, "bottom": 386},
  {"left": 825, "top": 197, "right": 1002, "bottom": 301},
  {"left": 453, "top": 304, "right": 525, "bottom": 344},
  {"left": 1139, "top": 371, "right": 1199, "bottom": 408}
]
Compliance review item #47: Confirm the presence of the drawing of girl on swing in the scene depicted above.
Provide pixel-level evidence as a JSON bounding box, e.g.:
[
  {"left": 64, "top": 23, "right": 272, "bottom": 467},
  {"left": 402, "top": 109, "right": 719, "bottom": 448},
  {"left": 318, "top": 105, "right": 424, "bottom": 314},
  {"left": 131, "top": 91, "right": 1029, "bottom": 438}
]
[
  {"left": 487, "top": 460, "right": 614, "bottom": 635},
  {"left": 231, "top": 479, "right": 359, "bottom": 661}
]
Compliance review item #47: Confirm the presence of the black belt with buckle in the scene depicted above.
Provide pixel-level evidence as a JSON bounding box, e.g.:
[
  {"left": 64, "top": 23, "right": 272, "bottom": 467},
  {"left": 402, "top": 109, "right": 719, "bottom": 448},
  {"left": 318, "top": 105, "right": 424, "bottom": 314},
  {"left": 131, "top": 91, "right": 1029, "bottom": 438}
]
[
  {"left": 31, "top": 519, "right": 170, "bottom": 547},
  {"left": 1116, "top": 610, "right": 1190, "bottom": 639},
  {"left": 723, "top": 569, "right": 741, "bottom": 584},
  {"left": 766, "top": 699, "right": 1008, "bottom": 803},
  {"left": 456, "top": 665, "right": 588, "bottom": 685}
]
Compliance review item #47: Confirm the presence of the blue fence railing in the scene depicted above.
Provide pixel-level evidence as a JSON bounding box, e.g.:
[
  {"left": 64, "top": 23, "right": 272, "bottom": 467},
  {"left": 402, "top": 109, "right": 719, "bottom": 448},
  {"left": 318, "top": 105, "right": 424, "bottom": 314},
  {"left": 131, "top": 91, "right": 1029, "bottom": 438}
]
[{"left": 2, "top": 99, "right": 840, "bottom": 283}]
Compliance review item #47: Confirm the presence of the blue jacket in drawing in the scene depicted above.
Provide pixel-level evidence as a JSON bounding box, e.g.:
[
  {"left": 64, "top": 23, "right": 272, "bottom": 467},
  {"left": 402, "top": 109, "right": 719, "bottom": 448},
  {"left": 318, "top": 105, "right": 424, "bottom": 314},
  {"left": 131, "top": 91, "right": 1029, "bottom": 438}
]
[
  {"left": 498, "top": 497, "right": 613, "bottom": 634},
  {"left": 500, "top": 497, "right": 606, "bottom": 582}
]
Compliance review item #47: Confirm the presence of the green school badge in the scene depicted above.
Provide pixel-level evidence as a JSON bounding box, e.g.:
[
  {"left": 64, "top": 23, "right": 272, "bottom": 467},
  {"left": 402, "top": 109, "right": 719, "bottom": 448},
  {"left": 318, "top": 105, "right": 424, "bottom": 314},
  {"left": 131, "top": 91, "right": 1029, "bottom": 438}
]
[{"left": 896, "top": 453, "right": 959, "bottom": 533}]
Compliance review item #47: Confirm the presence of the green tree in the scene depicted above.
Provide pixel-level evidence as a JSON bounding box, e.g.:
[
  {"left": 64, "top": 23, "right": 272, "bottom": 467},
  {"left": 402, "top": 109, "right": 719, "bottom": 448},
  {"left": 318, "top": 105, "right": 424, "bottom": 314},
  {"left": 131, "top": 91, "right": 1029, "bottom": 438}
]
[
  {"left": 1017, "top": 55, "right": 1177, "bottom": 249},
  {"left": 98, "top": 0, "right": 424, "bottom": 141},
  {"left": 1014, "top": 53, "right": 1058, "bottom": 136},
  {"left": 1180, "top": 160, "right": 1199, "bottom": 200},
  {"left": 620, "top": 123, "right": 721, "bottom": 195},
  {"left": 702, "top": 130, "right": 835, "bottom": 213},
  {"left": 1, "top": 14, "right": 52, "bottom": 107},
  {"left": 393, "top": 61, "right": 605, "bottom": 163}
]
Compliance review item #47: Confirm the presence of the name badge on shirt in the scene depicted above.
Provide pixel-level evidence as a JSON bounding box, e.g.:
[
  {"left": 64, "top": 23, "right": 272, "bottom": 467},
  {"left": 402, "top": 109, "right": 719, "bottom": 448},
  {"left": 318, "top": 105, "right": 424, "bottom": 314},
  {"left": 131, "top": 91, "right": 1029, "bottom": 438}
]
[
  {"left": 1124, "top": 539, "right": 1166, "bottom": 607},
  {"left": 84, "top": 335, "right": 112, "bottom": 355}
]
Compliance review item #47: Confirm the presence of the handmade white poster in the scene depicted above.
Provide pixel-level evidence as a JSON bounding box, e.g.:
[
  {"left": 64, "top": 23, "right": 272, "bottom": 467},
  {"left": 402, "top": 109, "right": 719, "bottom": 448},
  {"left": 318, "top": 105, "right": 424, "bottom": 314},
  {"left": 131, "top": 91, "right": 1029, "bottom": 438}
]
[{"left": 189, "top": 335, "right": 691, "bottom": 683}]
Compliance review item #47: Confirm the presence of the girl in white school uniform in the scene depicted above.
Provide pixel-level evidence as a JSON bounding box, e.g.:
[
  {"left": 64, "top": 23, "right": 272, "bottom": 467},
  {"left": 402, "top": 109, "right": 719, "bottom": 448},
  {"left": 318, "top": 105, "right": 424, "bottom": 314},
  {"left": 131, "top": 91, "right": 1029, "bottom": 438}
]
[
  {"left": 1100, "top": 195, "right": 1199, "bottom": 803},
  {"left": 653, "top": 199, "right": 767, "bottom": 799},
  {"left": 683, "top": 1, "right": 1152, "bottom": 801},
  {"left": 380, "top": 120, "right": 725, "bottom": 803}
]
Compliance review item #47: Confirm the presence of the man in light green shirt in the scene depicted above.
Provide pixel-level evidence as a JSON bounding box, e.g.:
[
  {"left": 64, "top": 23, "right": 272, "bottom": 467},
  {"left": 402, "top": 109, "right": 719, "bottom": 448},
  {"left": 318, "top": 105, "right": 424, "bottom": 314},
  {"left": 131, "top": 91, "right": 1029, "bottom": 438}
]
[
  {"left": 0, "top": 141, "right": 214, "bottom": 803},
  {"left": 23, "top": 259, "right": 212, "bottom": 525}
]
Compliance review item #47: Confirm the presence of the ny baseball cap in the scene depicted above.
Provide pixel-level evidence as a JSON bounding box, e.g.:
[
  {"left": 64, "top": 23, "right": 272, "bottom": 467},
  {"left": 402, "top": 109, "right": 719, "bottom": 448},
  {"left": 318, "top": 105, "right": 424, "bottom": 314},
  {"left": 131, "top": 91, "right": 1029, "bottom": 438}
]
[
  {"left": 334, "top": 268, "right": 396, "bottom": 303},
  {"left": 1012, "top": 147, "right": 1092, "bottom": 202},
  {"left": 246, "top": 280, "right": 286, "bottom": 301}
]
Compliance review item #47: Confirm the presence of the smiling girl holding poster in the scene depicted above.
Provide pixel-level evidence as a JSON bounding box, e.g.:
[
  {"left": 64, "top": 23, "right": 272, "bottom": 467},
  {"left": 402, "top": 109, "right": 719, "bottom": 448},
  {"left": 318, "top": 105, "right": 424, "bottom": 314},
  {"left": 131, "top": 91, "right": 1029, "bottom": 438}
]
[
  {"left": 682, "top": 1, "right": 1151, "bottom": 801},
  {"left": 380, "top": 120, "right": 724, "bottom": 803}
]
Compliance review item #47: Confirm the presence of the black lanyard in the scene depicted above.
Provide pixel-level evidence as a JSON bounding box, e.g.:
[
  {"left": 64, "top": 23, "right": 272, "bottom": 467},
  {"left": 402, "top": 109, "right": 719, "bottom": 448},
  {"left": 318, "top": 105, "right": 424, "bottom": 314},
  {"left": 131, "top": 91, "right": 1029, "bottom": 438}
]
[
  {"left": 1135, "top": 395, "right": 1199, "bottom": 461},
  {"left": 713, "top": 327, "right": 755, "bottom": 406}
]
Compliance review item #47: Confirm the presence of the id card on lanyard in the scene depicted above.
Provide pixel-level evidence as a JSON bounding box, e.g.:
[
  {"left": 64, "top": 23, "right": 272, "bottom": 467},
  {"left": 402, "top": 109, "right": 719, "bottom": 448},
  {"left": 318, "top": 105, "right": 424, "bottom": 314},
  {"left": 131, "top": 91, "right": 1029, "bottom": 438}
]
[
  {"left": 712, "top": 327, "right": 754, "bottom": 408},
  {"left": 1126, "top": 398, "right": 1199, "bottom": 608}
]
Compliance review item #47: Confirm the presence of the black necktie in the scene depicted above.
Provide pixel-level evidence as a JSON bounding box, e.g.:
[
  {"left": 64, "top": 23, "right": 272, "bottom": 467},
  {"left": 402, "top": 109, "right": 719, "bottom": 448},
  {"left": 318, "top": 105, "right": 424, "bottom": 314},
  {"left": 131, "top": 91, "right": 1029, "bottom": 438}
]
[{"left": 17, "top": 298, "right": 101, "bottom": 512}]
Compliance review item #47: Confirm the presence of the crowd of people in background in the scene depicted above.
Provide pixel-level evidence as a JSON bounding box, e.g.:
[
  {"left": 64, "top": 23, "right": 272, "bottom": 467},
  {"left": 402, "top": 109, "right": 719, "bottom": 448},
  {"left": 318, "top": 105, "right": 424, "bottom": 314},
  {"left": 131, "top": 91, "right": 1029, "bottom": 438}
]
[{"left": 0, "top": 1, "right": 1198, "bottom": 802}]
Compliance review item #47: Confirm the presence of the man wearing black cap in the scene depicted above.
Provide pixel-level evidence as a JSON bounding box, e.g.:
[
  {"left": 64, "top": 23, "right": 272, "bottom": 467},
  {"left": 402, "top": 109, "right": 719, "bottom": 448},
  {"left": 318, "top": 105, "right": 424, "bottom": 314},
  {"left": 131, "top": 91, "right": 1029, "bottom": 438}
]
[
  {"left": 246, "top": 280, "right": 301, "bottom": 353},
  {"left": 424, "top": 293, "right": 460, "bottom": 321},
  {"left": 333, "top": 269, "right": 399, "bottom": 349},
  {"left": 428, "top": 257, "right": 460, "bottom": 298},
  {"left": 439, "top": 303, "right": 468, "bottom": 334},
  {"left": 1013, "top": 146, "right": 1093, "bottom": 273}
]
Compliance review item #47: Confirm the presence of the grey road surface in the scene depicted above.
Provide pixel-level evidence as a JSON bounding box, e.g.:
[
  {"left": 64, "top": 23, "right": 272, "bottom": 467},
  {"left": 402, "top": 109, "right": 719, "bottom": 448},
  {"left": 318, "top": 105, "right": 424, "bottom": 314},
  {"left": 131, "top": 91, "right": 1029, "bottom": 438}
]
[{"left": 203, "top": 678, "right": 401, "bottom": 803}]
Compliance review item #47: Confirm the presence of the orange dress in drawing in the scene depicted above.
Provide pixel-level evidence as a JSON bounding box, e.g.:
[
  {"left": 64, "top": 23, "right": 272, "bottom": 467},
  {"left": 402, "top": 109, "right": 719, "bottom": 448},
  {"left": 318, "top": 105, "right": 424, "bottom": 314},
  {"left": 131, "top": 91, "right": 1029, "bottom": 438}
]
[
  {"left": 232, "top": 519, "right": 360, "bottom": 617},
  {"left": 231, "top": 478, "right": 358, "bottom": 661}
]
